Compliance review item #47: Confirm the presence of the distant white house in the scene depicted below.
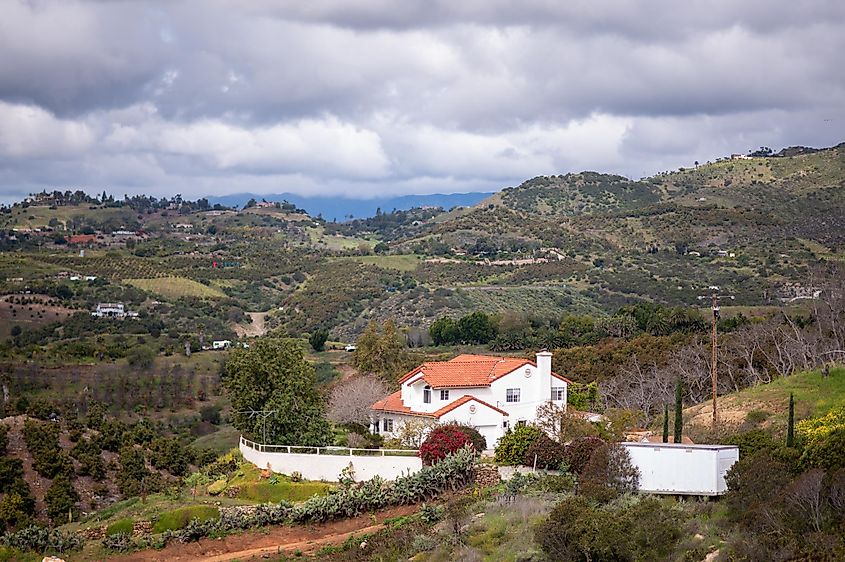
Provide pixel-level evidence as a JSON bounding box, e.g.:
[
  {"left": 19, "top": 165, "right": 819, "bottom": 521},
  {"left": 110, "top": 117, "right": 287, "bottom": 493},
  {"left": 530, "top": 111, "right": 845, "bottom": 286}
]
[
  {"left": 212, "top": 340, "right": 232, "bottom": 350},
  {"left": 91, "top": 303, "right": 137, "bottom": 318},
  {"left": 371, "top": 352, "right": 570, "bottom": 448}
]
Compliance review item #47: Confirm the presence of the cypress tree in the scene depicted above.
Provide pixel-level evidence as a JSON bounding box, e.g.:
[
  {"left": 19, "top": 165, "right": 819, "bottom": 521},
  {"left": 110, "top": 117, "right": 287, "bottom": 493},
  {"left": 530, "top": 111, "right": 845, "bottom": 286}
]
[
  {"left": 787, "top": 392, "right": 795, "bottom": 447},
  {"left": 662, "top": 403, "right": 669, "bottom": 443},
  {"left": 673, "top": 379, "right": 683, "bottom": 444}
]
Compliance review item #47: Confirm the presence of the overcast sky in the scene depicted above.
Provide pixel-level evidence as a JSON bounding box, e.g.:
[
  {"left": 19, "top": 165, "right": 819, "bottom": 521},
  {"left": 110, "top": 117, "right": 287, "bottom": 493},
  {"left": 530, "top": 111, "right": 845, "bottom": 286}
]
[{"left": 1, "top": 0, "right": 843, "bottom": 202}]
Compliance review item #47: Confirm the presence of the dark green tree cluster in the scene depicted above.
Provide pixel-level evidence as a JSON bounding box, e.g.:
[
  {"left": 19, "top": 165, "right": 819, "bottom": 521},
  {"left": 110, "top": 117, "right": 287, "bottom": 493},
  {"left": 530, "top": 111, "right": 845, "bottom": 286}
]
[
  {"left": 224, "top": 338, "right": 333, "bottom": 446},
  {"left": 309, "top": 328, "right": 329, "bottom": 352},
  {"left": 429, "top": 311, "right": 497, "bottom": 346}
]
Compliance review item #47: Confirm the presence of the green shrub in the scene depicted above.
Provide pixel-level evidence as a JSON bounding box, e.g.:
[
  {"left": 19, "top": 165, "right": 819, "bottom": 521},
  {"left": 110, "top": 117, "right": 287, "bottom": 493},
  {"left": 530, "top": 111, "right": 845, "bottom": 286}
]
[
  {"left": 21, "top": 421, "right": 72, "bottom": 479},
  {"left": 116, "top": 447, "right": 154, "bottom": 497},
  {"left": 199, "top": 405, "right": 221, "bottom": 426},
  {"left": 800, "top": 427, "right": 845, "bottom": 470},
  {"left": 76, "top": 454, "right": 105, "bottom": 480},
  {"left": 0, "top": 525, "right": 83, "bottom": 554},
  {"left": 524, "top": 433, "right": 565, "bottom": 469},
  {"left": 207, "top": 479, "right": 227, "bottom": 496},
  {"left": 106, "top": 518, "right": 134, "bottom": 536},
  {"left": 0, "top": 459, "right": 25, "bottom": 494},
  {"left": 494, "top": 425, "right": 543, "bottom": 465},
  {"left": 102, "top": 532, "right": 133, "bottom": 552},
  {"left": 0, "top": 486, "right": 35, "bottom": 531},
  {"left": 149, "top": 437, "right": 193, "bottom": 476},
  {"left": 237, "top": 481, "right": 331, "bottom": 503},
  {"left": 152, "top": 505, "right": 220, "bottom": 534},
  {"left": 535, "top": 495, "right": 684, "bottom": 562},
  {"left": 44, "top": 476, "right": 80, "bottom": 524},
  {"left": 578, "top": 444, "right": 640, "bottom": 503},
  {"left": 538, "top": 474, "right": 577, "bottom": 494},
  {"left": 722, "top": 429, "right": 779, "bottom": 458}
]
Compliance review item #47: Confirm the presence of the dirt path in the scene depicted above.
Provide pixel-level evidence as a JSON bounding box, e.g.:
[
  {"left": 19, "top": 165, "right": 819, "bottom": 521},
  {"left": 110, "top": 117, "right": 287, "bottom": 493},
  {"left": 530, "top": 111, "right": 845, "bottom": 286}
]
[
  {"left": 111, "top": 505, "right": 416, "bottom": 562},
  {"left": 233, "top": 311, "right": 269, "bottom": 338}
]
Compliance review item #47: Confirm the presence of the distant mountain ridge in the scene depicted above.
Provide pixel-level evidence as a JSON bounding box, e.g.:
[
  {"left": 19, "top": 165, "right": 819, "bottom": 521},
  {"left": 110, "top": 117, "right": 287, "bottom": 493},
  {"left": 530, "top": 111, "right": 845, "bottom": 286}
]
[{"left": 206, "top": 191, "right": 494, "bottom": 221}]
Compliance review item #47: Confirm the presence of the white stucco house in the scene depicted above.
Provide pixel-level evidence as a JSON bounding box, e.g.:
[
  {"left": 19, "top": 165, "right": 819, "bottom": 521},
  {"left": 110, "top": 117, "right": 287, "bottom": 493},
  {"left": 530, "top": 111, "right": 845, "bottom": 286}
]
[{"left": 370, "top": 351, "right": 570, "bottom": 449}]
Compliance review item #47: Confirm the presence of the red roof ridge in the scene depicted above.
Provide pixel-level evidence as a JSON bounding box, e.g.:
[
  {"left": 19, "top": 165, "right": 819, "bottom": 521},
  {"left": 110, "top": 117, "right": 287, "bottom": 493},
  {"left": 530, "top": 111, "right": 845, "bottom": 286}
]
[{"left": 430, "top": 395, "right": 510, "bottom": 418}]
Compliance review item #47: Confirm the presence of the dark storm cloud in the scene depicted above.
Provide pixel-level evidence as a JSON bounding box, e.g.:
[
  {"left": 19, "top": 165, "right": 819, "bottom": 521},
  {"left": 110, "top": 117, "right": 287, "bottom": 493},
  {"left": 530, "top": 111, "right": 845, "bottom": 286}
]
[{"left": 0, "top": 0, "right": 843, "bottom": 201}]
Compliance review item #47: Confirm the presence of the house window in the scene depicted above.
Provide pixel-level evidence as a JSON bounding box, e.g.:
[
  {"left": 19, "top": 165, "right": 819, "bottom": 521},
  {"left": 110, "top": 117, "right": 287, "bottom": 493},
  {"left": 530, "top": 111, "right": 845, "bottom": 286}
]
[
  {"left": 383, "top": 418, "right": 394, "bottom": 432},
  {"left": 551, "top": 387, "right": 565, "bottom": 401},
  {"left": 423, "top": 386, "right": 432, "bottom": 404},
  {"left": 516, "top": 420, "right": 527, "bottom": 427},
  {"left": 440, "top": 389, "right": 450, "bottom": 401},
  {"left": 503, "top": 420, "right": 509, "bottom": 429},
  {"left": 506, "top": 388, "right": 521, "bottom": 403}
]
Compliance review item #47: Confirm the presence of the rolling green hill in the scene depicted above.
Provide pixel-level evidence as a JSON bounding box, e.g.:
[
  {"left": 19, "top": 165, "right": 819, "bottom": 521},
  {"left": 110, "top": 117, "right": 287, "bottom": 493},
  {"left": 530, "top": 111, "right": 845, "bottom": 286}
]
[
  {"left": 1, "top": 143, "right": 843, "bottom": 342},
  {"left": 684, "top": 367, "right": 845, "bottom": 433}
]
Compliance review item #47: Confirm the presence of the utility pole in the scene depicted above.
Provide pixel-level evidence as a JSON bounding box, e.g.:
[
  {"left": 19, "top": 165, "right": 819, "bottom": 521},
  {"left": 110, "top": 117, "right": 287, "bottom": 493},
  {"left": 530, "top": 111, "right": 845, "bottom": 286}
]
[
  {"left": 698, "top": 286, "right": 734, "bottom": 430},
  {"left": 237, "top": 409, "right": 278, "bottom": 444}
]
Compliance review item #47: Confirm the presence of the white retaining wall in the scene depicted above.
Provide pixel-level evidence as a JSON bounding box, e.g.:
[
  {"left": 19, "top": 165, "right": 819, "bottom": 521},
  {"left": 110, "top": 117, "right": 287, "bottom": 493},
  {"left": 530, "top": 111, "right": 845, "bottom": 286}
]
[{"left": 239, "top": 437, "right": 423, "bottom": 482}]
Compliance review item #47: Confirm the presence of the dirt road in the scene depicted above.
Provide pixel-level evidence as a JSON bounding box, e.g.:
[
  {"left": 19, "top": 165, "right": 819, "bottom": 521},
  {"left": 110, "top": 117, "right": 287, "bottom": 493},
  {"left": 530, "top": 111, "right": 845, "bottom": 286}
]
[
  {"left": 111, "top": 505, "right": 416, "bottom": 562},
  {"left": 233, "top": 311, "right": 269, "bottom": 338}
]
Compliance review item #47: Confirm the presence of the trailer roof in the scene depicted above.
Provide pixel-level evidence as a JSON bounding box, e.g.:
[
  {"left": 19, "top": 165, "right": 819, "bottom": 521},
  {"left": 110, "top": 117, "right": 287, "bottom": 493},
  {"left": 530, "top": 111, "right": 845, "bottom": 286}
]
[{"left": 622, "top": 442, "right": 739, "bottom": 451}]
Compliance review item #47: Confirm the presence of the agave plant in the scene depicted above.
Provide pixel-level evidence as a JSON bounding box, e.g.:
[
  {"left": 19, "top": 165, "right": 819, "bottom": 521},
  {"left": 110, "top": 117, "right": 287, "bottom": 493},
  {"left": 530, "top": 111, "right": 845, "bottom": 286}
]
[{"left": 1, "top": 525, "right": 85, "bottom": 554}]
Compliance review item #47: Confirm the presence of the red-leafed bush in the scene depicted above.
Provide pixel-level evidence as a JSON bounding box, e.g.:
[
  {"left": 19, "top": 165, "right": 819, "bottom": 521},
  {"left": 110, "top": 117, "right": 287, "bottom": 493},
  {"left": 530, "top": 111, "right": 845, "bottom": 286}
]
[
  {"left": 564, "top": 436, "right": 606, "bottom": 474},
  {"left": 420, "top": 425, "right": 473, "bottom": 466},
  {"left": 444, "top": 423, "right": 487, "bottom": 452}
]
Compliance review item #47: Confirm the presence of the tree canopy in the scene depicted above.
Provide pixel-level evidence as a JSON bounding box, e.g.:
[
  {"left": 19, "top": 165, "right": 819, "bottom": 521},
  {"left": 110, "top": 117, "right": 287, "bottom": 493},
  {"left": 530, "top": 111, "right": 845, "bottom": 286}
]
[{"left": 223, "top": 338, "right": 332, "bottom": 446}]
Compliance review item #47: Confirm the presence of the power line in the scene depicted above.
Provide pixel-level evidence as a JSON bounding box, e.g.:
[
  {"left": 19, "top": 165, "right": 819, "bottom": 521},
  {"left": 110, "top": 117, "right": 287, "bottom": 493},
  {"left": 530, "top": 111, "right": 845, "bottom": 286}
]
[
  {"left": 697, "top": 286, "right": 735, "bottom": 430},
  {"left": 236, "top": 409, "right": 278, "bottom": 444}
]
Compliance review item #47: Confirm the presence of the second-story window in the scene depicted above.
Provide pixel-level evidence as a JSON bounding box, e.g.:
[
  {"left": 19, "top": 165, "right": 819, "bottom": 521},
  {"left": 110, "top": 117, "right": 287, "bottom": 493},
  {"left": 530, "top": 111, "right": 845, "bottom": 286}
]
[
  {"left": 506, "top": 388, "right": 521, "bottom": 403},
  {"left": 423, "top": 385, "right": 432, "bottom": 404},
  {"left": 440, "top": 389, "right": 450, "bottom": 401},
  {"left": 551, "top": 387, "right": 565, "bottom": 401}
]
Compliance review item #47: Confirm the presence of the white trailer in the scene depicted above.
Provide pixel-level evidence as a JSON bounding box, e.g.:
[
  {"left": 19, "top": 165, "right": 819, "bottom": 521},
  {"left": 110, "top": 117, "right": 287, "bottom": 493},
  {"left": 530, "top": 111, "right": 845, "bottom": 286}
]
[{"left": 622, "top": 442, "right": 739, "bottom": 496}]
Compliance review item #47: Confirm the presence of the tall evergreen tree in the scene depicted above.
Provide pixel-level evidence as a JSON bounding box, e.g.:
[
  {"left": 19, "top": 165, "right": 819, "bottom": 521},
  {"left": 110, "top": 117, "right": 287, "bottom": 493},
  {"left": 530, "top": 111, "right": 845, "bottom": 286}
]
[
  {"left": 673, "top": 379, "right": 683, "bottom": 443},
  {"left": 662, "top": 403, "right": 669, "bottom": 443},
  {"left": 787, "top": 392, "right": 795, "bottom": 447},
  {"left": 223, "top": 338, "right": 332, "bottom": 446}
]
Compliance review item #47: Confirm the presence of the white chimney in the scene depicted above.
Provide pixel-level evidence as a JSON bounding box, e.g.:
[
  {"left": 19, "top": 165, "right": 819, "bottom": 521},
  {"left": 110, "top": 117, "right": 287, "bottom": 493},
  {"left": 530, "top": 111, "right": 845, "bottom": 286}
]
[{"left": 536, "top": 350, "right": 552, "bottom": 379}]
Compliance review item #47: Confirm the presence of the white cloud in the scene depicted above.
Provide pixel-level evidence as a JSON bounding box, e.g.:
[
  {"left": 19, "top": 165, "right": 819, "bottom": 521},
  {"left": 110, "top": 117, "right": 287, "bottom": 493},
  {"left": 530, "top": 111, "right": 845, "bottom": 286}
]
[
  {"left": 0, "top": 0, "right": 843, "bottom": 200},
  {"left": 0, "top": 101, "right": 94, "bottom": 158}
]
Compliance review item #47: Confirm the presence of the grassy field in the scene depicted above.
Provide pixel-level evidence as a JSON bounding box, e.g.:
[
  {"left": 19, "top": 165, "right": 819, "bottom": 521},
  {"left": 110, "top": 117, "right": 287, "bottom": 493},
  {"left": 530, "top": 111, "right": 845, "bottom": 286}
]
[
  {"left": 685, "top": 367, "right": 845, "bottom": 432},
  {"left": 307, "top": 226, "right": 375, "bottom": 251},
  {"left": 192, "top": 424, "right": 240, "bottom": 454},
  {"left": 333, "top": 254, "right": 422, "bottom": 272},
  {"left": 125, "top": 276, "right": 226, "bottom": 299},
  {"left": 226, "top": 462, "right": 333, "bottom": 503}
]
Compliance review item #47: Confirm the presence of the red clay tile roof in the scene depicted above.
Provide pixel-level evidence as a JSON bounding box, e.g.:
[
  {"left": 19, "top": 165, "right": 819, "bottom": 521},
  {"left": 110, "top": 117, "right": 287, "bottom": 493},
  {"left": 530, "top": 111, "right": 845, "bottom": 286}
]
[
  {"left": 370, "top": 392, "right": 509, "bottom": 419},
  {"left": 397, "top": 353, "right": 571, "bottom": 388},
  {"left": 67, "top": 234, "right": 97, "bottom": 245},
  {"left": 371, "top": 390, "right": 435, "bottom": 417},
  {"left": 429, "top": 395, "right": 509, "bottom": 418}
]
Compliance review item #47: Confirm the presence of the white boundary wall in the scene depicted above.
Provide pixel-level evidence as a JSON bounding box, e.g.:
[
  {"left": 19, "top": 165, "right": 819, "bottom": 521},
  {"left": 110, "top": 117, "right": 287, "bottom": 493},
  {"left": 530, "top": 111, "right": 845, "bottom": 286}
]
[{"left": 239, "top": 437, "right": 423, "bottom": 482}]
